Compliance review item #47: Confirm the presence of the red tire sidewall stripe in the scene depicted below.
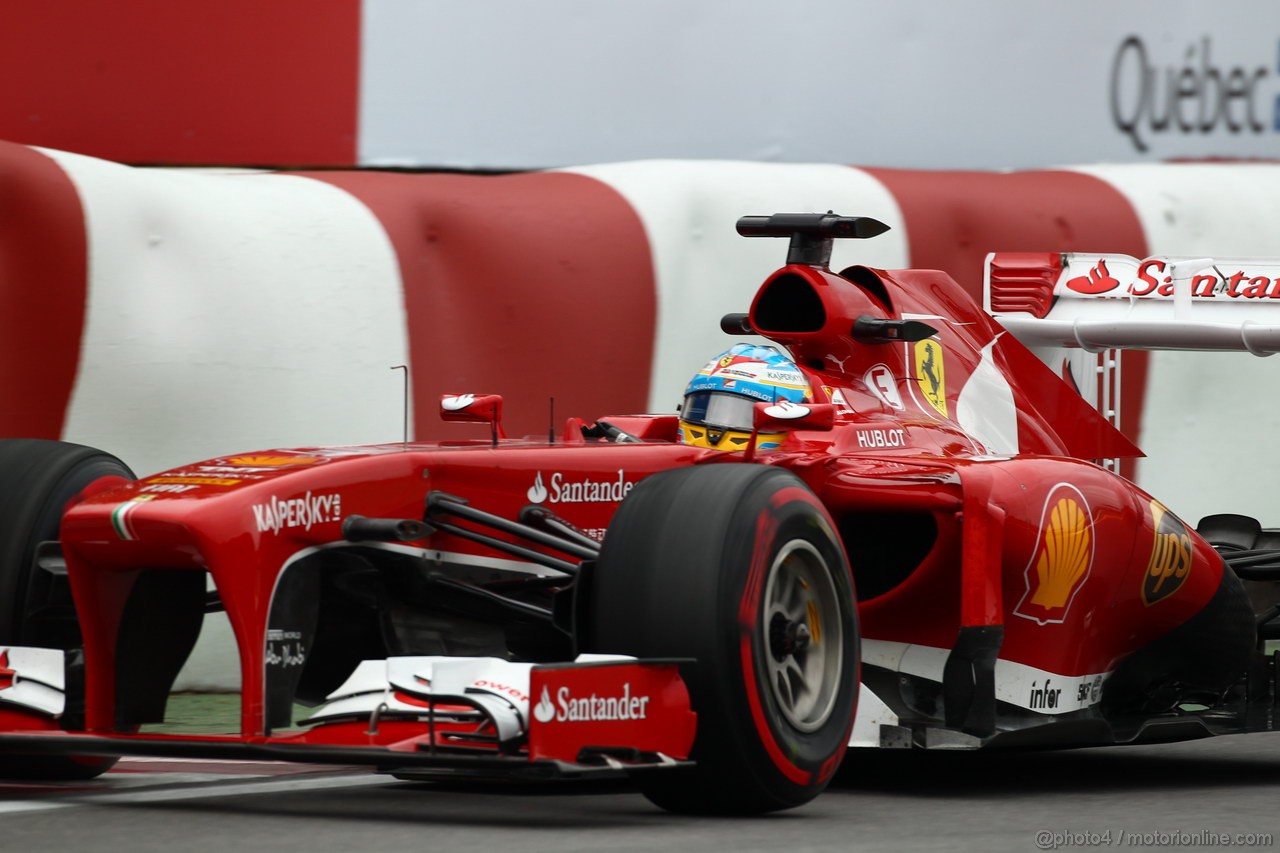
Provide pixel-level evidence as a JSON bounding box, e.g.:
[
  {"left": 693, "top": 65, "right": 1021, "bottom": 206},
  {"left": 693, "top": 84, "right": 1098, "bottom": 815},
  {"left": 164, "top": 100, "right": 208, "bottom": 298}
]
[{"left": 736, "top": 482, "right": 848, "bottom": 787}]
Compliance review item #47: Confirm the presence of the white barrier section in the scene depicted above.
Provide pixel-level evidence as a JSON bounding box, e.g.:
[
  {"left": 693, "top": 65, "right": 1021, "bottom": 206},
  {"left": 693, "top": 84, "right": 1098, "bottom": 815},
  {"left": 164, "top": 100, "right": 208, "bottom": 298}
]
[
  {"left": 38, "top": 150, "right": 413, "bottom": 691},
  {"left": 1073, "top": 164, "right": 1280, "bottom": 526},
  {"left": 563, "top": 161, "right": 908, "bottom": 412},
  {"left": 42, "top": 149, "right": 411, "bottom": 479}
]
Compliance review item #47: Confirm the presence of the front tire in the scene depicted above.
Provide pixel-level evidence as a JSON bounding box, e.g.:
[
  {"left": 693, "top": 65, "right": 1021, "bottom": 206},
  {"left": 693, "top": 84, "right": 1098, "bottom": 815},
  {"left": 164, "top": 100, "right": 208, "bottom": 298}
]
[
  {"left": 0, "top": 439, "right": 134, "bottom": 780},
  {"left": 589, "top": 463, "right": 859, "bottom": 814}
]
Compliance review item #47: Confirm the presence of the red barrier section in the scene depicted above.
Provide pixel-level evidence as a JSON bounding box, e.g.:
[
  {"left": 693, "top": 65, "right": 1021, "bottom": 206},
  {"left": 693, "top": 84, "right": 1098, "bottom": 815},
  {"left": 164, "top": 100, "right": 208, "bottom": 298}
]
[
  {"left": 861, "top": 169, "right": 1148, "bottom": 284},
  {"left": 0, "top": 143, "right": 88, "bottom": 438},
  {"left": 308, "top": 172, "right": 658, "bottom": 439},
  {"left": 864, "top": 168, "right": 1151, "bottom": 474},
  {"left": 0, "top": 2, "right": 360, "bottom": 166}
]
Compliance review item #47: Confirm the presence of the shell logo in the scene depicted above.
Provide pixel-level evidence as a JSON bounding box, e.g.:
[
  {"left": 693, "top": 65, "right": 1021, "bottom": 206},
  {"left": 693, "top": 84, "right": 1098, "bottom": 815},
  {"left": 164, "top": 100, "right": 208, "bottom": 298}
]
[
  {"left": 1014, "top": 485, "right": 1094, "bottom": 625},
  {"left": 225, "top": 455, "right": 321, "bottom": 467}
]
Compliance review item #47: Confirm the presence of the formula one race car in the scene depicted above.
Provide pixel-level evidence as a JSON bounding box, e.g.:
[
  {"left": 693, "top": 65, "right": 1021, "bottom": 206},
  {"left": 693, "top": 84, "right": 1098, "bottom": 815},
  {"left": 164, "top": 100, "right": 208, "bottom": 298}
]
[{"left": 0, "top": 213, "right": 1276, "bottom": 814}]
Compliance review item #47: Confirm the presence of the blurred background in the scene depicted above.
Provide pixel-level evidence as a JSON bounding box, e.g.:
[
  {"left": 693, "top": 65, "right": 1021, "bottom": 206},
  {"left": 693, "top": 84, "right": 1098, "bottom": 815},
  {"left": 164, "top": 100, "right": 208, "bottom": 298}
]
[{"left": 3, "top": 1, "right": 1273, "bottom": 169}]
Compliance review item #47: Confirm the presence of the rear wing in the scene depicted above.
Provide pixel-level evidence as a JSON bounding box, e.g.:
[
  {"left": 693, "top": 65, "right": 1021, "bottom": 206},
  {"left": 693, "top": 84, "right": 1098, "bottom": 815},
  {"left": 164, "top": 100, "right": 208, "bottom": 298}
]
[
  {"left": 985, "top": 253, "right": 1280, "bottom": 467},
  {"left": 985, "top": 252, "right": 1280, "bottom": 355}
]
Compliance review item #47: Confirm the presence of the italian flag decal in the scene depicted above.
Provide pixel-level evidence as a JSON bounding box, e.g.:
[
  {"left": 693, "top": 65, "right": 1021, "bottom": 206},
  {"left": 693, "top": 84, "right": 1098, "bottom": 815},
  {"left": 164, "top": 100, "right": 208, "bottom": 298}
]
[{"left": 110, "top": 497, "right": 153, "bottom": 541}]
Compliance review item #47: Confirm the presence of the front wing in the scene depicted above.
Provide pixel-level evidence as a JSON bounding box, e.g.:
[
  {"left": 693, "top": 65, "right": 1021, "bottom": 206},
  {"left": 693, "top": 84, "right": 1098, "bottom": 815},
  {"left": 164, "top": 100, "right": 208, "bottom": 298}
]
[{"left": 0, "top": 651, "right": 697, "bottom": 780}]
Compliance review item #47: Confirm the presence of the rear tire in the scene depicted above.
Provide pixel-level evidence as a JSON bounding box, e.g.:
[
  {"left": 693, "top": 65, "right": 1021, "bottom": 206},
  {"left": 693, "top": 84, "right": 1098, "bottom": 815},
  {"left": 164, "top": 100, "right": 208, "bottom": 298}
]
[
  {"left": 589, "top": 464, "right": 859, "bottom": 814},
  {"left": 0, "top": 439, "right": 134, "bottom": 780}
]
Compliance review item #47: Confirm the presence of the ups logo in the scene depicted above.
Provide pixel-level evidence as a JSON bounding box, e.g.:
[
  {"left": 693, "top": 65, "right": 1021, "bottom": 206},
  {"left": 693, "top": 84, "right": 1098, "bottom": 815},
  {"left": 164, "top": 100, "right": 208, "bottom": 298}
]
[{"left": 1143, "top": 500, "right": 1193, "bottom": 606}]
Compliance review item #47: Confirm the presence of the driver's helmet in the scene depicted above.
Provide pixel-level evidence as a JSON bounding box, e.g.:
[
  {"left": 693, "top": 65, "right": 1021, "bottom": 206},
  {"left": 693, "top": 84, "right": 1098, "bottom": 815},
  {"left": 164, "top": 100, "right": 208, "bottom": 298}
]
[{"left": 678, "top": 343, "right": 812, "bottom": 451}]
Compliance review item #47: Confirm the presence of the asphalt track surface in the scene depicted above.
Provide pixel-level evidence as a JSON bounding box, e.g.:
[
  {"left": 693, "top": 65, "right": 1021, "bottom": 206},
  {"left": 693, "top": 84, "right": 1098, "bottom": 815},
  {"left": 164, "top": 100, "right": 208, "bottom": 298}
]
[{"left": 3, "top": 733, "right": 1280, "bottom": 853}]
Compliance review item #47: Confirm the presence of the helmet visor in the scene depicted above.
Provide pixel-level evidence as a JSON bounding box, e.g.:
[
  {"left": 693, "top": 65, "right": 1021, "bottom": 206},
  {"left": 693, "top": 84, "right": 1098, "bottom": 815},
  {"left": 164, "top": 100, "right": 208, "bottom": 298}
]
[{"left": 682, "top": 390, "right": 758, "bottom": 432}]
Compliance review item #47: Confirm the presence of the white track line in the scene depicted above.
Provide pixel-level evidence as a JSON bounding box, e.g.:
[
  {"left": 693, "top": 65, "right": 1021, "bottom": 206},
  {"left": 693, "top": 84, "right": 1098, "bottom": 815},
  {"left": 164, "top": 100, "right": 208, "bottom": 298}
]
[{"left": 0, "top": 772, "right": 397, "bottom": 815}]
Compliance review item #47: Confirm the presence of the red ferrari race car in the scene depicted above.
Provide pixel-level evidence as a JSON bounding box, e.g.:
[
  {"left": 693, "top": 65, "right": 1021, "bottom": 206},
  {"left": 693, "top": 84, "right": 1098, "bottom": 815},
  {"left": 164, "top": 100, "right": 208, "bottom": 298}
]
[{"left": 0, "top": 213, "right": 1274, "bottom": 814}]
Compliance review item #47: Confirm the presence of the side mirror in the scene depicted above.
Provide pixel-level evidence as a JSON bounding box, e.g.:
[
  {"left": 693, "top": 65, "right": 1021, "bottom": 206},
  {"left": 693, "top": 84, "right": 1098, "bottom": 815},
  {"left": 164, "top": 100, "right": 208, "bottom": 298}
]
[
  {"left": 440, "top": 393, "right": 506, "bottom": 441},
  {"left": 752, "top": 401, "right": 836, "bottom": 433},
  {"left": 742, "top": 401, "right": 835, "bottom": 461}
]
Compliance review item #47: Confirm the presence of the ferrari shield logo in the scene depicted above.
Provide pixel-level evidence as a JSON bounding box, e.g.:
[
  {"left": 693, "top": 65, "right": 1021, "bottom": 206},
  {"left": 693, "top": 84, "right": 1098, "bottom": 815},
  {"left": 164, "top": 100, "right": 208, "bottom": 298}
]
[
  {"left": 913, "top": 339, "right": 947, "bottom": 417},
  {"left": 1142, "top": 500, "right": 1193, "bottom": 606},
  {"left": 1014, "top": 484, "right": 1094, "bottom": 625}
]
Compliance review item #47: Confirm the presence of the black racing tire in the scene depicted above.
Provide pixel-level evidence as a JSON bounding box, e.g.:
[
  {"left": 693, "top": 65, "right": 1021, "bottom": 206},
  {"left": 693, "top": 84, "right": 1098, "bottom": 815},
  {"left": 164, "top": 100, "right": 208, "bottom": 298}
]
[
  {"left": 0, "top": 438, "right": 135, "bottom": 780},
  {"left": 588, "top": 463, "right": 859, "bottom": 814}
]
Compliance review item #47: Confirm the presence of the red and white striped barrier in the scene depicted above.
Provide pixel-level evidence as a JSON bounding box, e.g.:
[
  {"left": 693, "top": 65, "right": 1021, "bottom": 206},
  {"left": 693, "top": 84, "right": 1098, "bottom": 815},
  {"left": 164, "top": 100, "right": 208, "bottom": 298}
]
[
  {"left": 5, "top": 144, "right": 1280, "bottom": 530},
  {"left": 8, "top": 142, "right": 1280, "bottom": 690}
]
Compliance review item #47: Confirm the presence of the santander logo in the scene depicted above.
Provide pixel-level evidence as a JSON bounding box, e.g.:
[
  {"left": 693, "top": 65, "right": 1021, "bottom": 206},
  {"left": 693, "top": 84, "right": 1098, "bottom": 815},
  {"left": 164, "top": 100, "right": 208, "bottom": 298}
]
[
  {"left": 532, "top": 683, "right": 651, "bottom": 723},
  {"left": 763, "top": 400, "right": 809, "bottom": 419},
  {"left": 526, "top": 470, "right": 634, "bottom": 505},
  {"left": 1064, "top": 259, "right": 1121, "bottom": 294},
  {"left": 441, "top": 394, "right": 476, "bottom": 411},
  {"left": 527, "top": 471, "right": 549, "bottom": 503},
  {"left": 533, "top": 686, "right": 556, "bottom": 723}
]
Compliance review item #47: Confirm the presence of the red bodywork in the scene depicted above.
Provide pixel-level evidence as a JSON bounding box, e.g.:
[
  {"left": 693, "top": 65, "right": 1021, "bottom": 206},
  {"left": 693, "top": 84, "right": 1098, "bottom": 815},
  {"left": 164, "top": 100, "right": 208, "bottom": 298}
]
[{"left": 35, "top": 250, "right": 1231, "bottom": 758}]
